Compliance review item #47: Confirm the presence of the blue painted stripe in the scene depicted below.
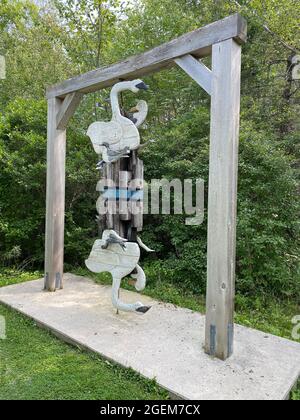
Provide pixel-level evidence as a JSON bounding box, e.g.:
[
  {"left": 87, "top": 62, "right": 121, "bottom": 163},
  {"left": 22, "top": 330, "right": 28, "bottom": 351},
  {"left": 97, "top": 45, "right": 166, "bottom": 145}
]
[{"left": 101, "top": 188, "right": 143, "bottom": 201}]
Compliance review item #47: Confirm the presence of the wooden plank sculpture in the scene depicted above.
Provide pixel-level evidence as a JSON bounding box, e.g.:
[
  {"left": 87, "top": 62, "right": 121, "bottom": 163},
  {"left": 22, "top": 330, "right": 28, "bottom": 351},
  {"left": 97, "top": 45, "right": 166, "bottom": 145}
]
[{"left": 86, "top": 80, "right": 152, "bottom": 314}]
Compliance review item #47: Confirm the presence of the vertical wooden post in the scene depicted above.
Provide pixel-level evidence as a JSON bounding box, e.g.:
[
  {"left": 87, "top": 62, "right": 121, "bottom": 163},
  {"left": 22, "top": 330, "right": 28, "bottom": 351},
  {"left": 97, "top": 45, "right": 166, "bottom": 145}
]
[
  {"left": 44, "top": 97, "right": 66, "bottom": 291},
  {"left": 205, "top": 38, "right": 241, "bottom": 360}
]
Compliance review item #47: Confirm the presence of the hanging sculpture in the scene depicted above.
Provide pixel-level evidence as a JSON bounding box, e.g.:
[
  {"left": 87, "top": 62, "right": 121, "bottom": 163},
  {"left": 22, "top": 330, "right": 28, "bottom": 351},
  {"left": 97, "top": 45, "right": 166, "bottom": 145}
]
[
  {"left": 87, "top": 80, "right": 148, "bottom": 168},
  {"left": 85, "top": 230, "right": 152, "bottom": 313},
  {"left": 86, "top": 79, "right": 152, "bottom": 314}
]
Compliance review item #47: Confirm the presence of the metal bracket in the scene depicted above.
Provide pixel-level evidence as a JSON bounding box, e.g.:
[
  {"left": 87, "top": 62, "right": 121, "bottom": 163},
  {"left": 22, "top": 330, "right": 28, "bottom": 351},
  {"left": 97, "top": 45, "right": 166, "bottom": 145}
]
[
  {"left": 55, "top": 272, "right": 61, "bottom": 289},
  {"left": 44, "top": 272, "right": 49, "bottom": 290},
  {"left": 227, "top": 323, "right": 234, "bottom": 357},
  {"left": 210, "top": 324, "right": 216, "bottom": 355}
]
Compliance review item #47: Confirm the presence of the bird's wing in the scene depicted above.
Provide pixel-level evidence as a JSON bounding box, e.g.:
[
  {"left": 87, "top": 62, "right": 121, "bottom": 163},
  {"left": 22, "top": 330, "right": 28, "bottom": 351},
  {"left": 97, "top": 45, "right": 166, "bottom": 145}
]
[
  {"left": 85, "top": 240, "right": 121, "bottom": 273},
  {"left": 86, "top": 121, "right": 123, "bottom": 153},
  {"left": 116, "top": 116, "right": 140, "bottom": 150}
]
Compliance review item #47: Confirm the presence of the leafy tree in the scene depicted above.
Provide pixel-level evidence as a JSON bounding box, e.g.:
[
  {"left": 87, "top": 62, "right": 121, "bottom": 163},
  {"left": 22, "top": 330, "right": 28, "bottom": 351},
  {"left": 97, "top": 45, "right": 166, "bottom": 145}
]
[
  {"left": 0, "top": 97, "right": 98, "bottom": 268},
  {"left": 0, "top": 0, "right": 299, "bottom": 300}
]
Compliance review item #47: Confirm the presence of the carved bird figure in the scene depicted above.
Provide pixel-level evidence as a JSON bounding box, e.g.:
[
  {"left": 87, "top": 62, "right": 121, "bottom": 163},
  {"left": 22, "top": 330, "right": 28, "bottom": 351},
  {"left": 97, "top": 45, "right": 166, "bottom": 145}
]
[
  {"left": 129, "top": 100, "right": 148, "bottom": 128},
  {"left": 87, "top": 80, "right": 148, "bottom": 164},
  {"left": 85, "top": 230, "right": 151, "bottom": 314}
]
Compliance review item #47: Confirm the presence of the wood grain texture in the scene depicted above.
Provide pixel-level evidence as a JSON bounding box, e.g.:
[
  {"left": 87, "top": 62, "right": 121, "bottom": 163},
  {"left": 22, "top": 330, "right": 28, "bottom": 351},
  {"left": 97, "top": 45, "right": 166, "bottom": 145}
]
[
  {"left": 112, "top": 160, "right": 123, "bottom": 237},
  {"left": 103, "top": 163, "right": 114, "bottom": 229},
  {"left": 56, "top": 92, "right": 83, "bottom": 130},
  {"left": 46, "top": 14, "right": 247, "bottom": 99},
  {"left": 44, "top": 98, "right": 66, "bottom": 291},
  {"left": 205, "top": 39, "right": 242, "bottom": 360},
  {"left": 119, "top": 170, "right": 132, "bottom": 221},
  {"left": 131, "top": 152, "right": 144, "bottom": 231},
  {"left": 175, "top": 55, "right": 212, "bottom": 95}
]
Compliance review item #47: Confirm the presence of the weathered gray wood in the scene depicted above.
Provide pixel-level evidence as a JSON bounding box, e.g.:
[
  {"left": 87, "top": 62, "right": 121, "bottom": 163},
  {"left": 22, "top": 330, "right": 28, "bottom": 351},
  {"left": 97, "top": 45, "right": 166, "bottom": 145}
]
[
  {"left": 205, "top": 39, "right": 242, "bottom": 360},
  {"left": 44, "top": 97, "right": 66, "bottom": 291},
  {"left": 56, "top": 92, "right": 83, "bottom": 130},
  {"left": 112, "top": 160, "right": 123, "bottom": 236},
  {"left": 46, "top": 14, "right": 246, "bottom": 99},
  {"left": 175, "top": 55, "right": 212, "bottom": 95},
  {"left": 87, "top": 81, "right": 141, "bottom": 159},
  {"left": 131, "top": 154, "right": 144, "bottom": 231},
  {"left": 119, "top": 170, "right": 132, "bottom": 221},
  {"left": 104, "top": 163, "right": 114, "bottom": 229}
]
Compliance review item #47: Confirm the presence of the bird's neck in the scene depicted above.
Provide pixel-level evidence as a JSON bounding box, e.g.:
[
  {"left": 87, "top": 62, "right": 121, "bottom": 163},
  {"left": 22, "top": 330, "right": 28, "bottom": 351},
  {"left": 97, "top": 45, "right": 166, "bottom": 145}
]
[
  {"left": 110, "top": 89, "right": 122, "bottom": 119},
  {"left": 110, "top": 82, "right": 133, "bottom": 120}
]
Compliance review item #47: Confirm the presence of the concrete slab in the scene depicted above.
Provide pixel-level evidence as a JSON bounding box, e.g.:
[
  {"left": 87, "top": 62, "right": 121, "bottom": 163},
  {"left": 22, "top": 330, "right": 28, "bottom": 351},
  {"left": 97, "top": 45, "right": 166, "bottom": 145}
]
[{"left": 0, "top": 273, "right": 299, "bottom": 400}]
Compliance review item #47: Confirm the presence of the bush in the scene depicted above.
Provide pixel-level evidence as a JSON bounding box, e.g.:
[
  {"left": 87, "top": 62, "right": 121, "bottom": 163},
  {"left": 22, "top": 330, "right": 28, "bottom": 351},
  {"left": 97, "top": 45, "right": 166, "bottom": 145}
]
[
  {"left": 0, "top": 97, "right": 98, "bottom": 268},
  {"left": 1, "top": 100, "right": 299, "bottom": 301},
  {"left": 140, "top": 114, "right": 300, "bottom": 300}
]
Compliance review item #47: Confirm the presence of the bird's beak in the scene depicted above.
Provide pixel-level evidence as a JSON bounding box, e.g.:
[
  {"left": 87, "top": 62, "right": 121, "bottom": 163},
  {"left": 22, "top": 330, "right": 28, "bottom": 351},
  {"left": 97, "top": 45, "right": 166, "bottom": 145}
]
[
  {"left": 135, "top": 81, "right": 149, "bottom": 91},
  {"left": 129, "top": 106, "right": 139, "bottom": 113},
  {"left": 136, "top": 306, "right": 151, "bottom": 314}
]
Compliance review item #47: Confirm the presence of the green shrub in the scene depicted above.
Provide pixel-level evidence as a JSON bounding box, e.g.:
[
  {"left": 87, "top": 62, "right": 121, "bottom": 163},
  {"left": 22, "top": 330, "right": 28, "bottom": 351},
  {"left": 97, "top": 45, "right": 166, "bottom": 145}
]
[
  {"left": 0, "top": 97, "right": 98, "bottom": 268},
  {"left": 1, "top": 98, "right": 298, "bottom": 300},
  {"left": 140, "top": 114, "right": 300, "bottom": 300}
]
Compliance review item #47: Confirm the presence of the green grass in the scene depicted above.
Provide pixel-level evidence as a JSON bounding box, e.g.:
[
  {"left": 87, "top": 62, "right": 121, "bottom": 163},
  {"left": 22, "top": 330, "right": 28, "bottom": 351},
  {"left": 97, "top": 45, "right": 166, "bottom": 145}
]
[
  {"left": 0, "top": 268, "right": 299, "bottom": 400},
  {"left": 0, "top": 269, "right": 42, "bottom": 288},
  {"left": 0, "top": 269, "right": 168, "bottom": 400}
]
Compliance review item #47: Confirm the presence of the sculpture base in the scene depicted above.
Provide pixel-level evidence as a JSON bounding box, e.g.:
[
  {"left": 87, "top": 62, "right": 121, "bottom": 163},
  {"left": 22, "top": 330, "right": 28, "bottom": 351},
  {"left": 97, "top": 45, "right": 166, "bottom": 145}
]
[{"left": 0, "top": 273, "right": 299, "bottom": 400}]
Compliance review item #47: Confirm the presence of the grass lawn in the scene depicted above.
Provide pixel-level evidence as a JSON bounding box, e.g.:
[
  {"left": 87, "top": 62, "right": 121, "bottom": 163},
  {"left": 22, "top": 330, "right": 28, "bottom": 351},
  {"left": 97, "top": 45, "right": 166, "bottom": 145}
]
[
  {"left": 0, "top": 270, "right": 168, "bottom": 400},
  {"left": 0, "top": 268, "right": 299, "bottom": 400}
]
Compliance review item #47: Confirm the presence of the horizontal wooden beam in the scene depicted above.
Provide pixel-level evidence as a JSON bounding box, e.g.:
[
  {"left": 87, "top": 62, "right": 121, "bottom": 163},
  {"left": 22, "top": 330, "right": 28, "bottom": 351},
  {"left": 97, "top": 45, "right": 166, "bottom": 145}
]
[
  {"left": 56, "top": 92, "right": 83, "bottom": 130},
  {"left": 46, "top": 14, "right": 247, "bottom": 99},
  {"left": 175, "top": 55, "right": 212, "bottom": 95}
]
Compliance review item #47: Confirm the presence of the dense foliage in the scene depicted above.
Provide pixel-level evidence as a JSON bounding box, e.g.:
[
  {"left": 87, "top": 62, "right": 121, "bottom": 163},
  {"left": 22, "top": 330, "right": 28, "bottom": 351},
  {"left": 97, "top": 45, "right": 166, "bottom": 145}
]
[{"left": 0, "top": 0, "right": 299, "bottom": 300}]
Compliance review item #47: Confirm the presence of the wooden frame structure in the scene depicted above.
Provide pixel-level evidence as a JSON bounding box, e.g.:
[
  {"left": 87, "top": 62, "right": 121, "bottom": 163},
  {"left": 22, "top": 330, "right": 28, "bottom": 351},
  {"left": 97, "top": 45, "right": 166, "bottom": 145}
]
[{"left": 45, "top": 13, "right": 247, "bottom": 360}]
